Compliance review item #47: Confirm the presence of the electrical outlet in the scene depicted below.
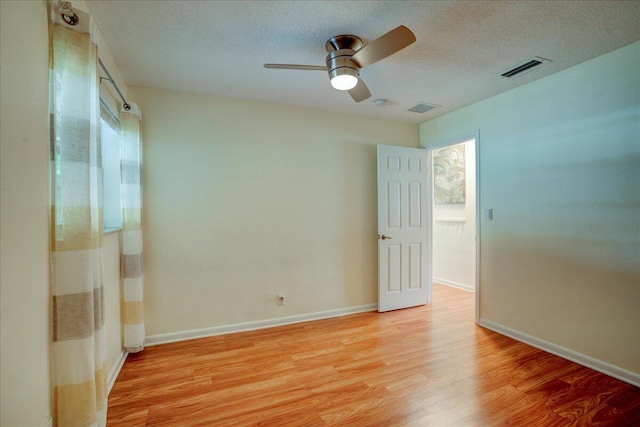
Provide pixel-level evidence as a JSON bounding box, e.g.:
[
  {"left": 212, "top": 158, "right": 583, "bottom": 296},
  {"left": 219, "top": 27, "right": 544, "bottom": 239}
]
[{"left": 277, "top": 294, "right": 286, "bottom": 306}]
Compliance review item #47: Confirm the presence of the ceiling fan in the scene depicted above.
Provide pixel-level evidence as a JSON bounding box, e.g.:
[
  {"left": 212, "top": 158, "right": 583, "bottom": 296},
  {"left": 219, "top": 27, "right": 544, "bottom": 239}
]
[{"left": 264, "top": 25, "right": 416, "bottom": 103}]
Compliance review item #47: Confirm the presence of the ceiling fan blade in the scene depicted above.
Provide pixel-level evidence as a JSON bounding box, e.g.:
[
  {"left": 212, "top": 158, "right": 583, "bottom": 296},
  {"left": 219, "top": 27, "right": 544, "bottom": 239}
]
[
  {"left": 348, "top": 78, "right": 371, "bottom": 103},
  {"left": 350, "top": 25, "right": 416, "bottom": 68},
  {"left": 264, "top": 64, "right": 327, "bottom": 71}
]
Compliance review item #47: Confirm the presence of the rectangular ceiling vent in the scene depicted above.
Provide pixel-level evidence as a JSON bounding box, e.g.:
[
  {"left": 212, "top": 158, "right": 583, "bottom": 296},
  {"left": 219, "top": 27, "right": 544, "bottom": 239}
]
[
  {"left": 408, "top": 102, "right": 439, "bottom": 114},
  {"left": 501, "top": 57, "right": 551, "bottom": 78}
]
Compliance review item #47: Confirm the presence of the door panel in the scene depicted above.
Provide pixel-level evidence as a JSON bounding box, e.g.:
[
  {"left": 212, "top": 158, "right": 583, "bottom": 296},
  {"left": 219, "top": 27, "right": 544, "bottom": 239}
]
[
  {"left": 408, "top": 243, "right": 422, "bottom": 290},
  {"left": 408, "top": 181, "right": 422, "bottom": 227},
  {"left": 387, "top": 180, "right": 401, "bottom": 228},
  {"left": 377, "top": 145, "right": 430, "bottom": 312},
  {"left": 387, "top": 244, "right": 402, "bottom": 292}
]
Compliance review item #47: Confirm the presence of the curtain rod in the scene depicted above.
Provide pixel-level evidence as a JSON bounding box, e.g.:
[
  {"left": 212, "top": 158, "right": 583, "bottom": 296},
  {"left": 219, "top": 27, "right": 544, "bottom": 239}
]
[
  {"left": 99, "top": 58, "right": 131, "bottom": 111},
  {"left": 57, "top": 1, "right": 129, "bottom": 111}
]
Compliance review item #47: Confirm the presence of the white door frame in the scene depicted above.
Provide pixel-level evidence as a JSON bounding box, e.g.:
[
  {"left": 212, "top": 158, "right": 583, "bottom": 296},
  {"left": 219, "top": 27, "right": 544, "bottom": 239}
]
[{"left": 425, "top": 130, "right": 481, "bottom": 323}]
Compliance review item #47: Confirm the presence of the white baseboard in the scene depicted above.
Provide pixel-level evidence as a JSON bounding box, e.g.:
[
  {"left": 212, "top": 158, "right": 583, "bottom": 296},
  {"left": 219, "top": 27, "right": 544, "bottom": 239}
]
[
  {"left": 145, "top": 303, "right": 378, "bottom": 347},
  {"left": 433, "top": 277, "right": 474, "bottom": 293},
  {"left": 107, "top": 350, "right": 128, "bottom": 395},
  {"left": 478, "top": 318, "right": 640, "bottom": 387},
  {"left": 44, "top": 417, "right": 52, "bottom": 427}
]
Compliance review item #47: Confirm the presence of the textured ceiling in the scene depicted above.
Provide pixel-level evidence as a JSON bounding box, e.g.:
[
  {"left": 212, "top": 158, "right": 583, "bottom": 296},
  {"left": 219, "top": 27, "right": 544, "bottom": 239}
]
[{"left": 86, "top": 0, "right": 640, "bottom": 124}]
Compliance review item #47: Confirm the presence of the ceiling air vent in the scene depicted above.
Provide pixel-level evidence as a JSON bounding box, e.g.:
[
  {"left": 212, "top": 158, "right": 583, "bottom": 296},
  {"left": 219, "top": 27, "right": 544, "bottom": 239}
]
[
  {"left": 501, "top": 57, "right": 551, "bottom": 78},
  {"left": 408, "top": 102, "right": 439, "bottom": 114}
]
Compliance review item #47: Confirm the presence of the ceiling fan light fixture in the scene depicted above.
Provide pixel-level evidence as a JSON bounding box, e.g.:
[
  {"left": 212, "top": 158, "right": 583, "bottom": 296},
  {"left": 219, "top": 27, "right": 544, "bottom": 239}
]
[
  {"left": 265, "top": 26, "right": 415, "bottom": 102},
  {"left": 330, "top": 73, "right": 358, "bottom": 91},
  {"left": 329, "top": 67, "right": 359, "bottom": 91}
]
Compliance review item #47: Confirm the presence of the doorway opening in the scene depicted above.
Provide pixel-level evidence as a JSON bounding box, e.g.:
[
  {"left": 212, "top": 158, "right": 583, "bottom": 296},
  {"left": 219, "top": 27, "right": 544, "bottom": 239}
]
[{"left": 426, "top": 135, "right": 479, "bottom": 320}]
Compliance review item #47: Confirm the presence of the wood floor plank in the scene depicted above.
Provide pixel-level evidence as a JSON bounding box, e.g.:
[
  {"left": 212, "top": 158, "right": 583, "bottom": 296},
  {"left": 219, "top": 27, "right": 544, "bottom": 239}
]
[{"left": 107, "top": 284, "right": 639, "bottom": 426}]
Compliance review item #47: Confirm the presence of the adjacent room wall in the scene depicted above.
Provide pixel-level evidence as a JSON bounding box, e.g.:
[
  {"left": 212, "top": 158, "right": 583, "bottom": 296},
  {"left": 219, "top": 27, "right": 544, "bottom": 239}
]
[
  {"left": 420, "top": 41, "right": 640, "bottom": 376},
  {"left": 129, "top": 86, "right": 419, "bottom": 337},
  {"left": 1, "top": 1, "right": 128, "bottom": 425},
  {"left": 432, "top": 139, "right": 476, "bottom": 291}
]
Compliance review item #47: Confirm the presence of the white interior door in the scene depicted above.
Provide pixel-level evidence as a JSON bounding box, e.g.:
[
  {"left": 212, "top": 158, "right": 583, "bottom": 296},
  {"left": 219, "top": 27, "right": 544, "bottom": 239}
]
[{"left": 377, "top": 144, "right": 430, "bottom": 312}]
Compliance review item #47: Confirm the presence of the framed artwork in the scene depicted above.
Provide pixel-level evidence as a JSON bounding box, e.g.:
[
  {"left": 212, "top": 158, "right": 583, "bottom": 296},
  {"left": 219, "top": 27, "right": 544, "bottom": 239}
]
[{"left": 433, "top": 144, "right": 465, "bottom": 204}]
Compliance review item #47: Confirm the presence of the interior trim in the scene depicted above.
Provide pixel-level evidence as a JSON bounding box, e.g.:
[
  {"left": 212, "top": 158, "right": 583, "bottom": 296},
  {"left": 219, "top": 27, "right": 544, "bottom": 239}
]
[
  {"left": 145, "top": 304, "right": 378, "bottom": 347},
  {"left": 478, "top": 318, "right": 640, "bottom": 387},
  {"left": 107, "top": 350, "right": 128, "bottom": 395},
  {"left": 433, "top": 278, "right": 474, "bottom": 293}
]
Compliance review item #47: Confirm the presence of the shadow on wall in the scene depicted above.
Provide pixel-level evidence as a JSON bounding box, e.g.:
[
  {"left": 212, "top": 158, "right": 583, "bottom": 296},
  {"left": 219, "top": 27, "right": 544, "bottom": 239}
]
[
  {"left": 482, "top": 236, "right": 639, "bottom": 373},
  {"left": 340, "top": 140, "right": 381, "bottom": 304}
]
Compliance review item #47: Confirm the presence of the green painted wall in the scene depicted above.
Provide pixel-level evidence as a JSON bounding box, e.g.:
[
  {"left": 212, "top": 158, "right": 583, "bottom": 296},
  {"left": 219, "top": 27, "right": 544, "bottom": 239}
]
[{"left": 420, "top": 41, "right": 640, "bottom": 375}]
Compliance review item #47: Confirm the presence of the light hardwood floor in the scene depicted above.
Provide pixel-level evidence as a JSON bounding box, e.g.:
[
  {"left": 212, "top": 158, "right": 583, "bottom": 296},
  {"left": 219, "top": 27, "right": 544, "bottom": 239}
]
[{"left": 108, "top": 284, "right": 639, "bottom": 426}]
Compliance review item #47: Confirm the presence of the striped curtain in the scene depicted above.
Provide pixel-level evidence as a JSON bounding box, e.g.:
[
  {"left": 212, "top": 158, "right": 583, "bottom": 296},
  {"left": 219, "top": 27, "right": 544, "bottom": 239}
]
[
  {"left": 120, "top": 105, "right": 145, "bottom": 352},
  {"left": 48, "top": 1, "right": 107, "bottom": 426}
]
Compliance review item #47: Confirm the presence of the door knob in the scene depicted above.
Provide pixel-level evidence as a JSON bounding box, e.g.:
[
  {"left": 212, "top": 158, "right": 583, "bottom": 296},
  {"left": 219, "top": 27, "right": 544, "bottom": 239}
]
[{"left": 379, "top": 234, "right": 392, "bottom": 240}]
